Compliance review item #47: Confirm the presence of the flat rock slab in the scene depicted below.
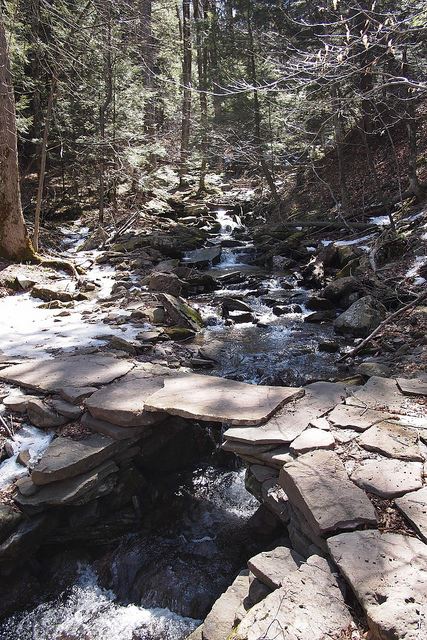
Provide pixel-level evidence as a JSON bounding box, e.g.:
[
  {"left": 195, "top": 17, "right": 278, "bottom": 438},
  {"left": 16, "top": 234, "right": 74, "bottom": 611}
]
[
  {"left": 81, "top": 412, "right": 150, "bottom": 440},
  {"left": 290, "top": 428, "right": 335, "bottom": 453},
  {"left": 247, "top": 545, "right": 303, "bottom": 590},
  {"left": 327, "top": 403, "right": 392, "bottom": 431},
  {"left": 235, "top": 556, "right": 353, "bottom": 640},
  {"left": 280, "top": 450, "right": 377, "bottom": 536},
  {"left": 350, "top": 458, "right": 423, "bottom": 498},
  {"left": 16, "top": 460, "right": 118, "bottom": 511},
  {"left": 27, "top": 398, "right": 69, "bottom": 428},
  {"left": 202, "top": 571, "right": 249, "bottom": 640},
  {"left": 358, "top": 421, "right": 423, "bottom": 461},
  {"left": 397, "top": 377, "right": 427, "bottom": 397},
  {"left": 59, "top": 386, "right": 98, "bottom": 405},
  {"left": 328, "top": 530, "right": 427, "bottom": 640},
  {"left": 224, "top": 382, "right": 344, "bottom": 443},
  {"left": 0, "top": 355, "right": 134, "bottom": 393},
  {"left": 395, "top": 486, "right": 427, "bottom": 543},
  {"left": 347, "top": 376, "right": 422, "bottom": 416},
  {"left": 183, "top": 245, "right": 222, "bottom": 267},
  {"left": 31, "top": 434, "right": 125, "bottom": 485},
  {"left": 144, "top": 374, "right": 303, "bottom": 426},
  {"left": 85, "top": 364, "right": 173, "bottom": 427}
]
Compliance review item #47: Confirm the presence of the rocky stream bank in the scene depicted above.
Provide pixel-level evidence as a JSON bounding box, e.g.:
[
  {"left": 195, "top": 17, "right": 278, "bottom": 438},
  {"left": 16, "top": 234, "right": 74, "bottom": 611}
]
[{"left": 0, "top": 189, "right": 426, "bottom": 639}]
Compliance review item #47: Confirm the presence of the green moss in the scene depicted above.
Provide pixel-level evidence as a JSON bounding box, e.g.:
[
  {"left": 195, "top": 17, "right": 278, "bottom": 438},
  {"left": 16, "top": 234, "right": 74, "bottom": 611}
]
[{"left": 164, "top": 326, "right": 196, "bottom": 340}]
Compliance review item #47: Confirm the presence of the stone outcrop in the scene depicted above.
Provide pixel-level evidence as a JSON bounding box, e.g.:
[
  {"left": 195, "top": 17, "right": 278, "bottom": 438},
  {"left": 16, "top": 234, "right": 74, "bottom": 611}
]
[
  {"left": 280, "top": 450, "right": 377, "bottom": 536},
  {"left": 235, "top": 556, "right": 353, "bottom": 640},
  {"left": 159, "top": 293, "right": 204, "bottom": 331},
  {"left": 334, "top": 295, "right": 387, "bottom": 337},
  {"left": 328, "top": 531, "right": 427, "bottom": 640}
]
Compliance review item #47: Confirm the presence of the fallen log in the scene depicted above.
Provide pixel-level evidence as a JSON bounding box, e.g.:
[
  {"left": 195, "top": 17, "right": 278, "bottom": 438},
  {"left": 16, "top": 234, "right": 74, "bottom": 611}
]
[
  {"left": 270, "top": 220, "right": 376, "bottom": 230},
  {"left": 337, "top": 290, "right": 427, "bottom": 362}
]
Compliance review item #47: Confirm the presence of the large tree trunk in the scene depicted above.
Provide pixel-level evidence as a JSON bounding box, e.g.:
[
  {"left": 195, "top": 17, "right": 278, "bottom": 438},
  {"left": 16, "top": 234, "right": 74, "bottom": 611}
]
[
  {"left": 179, "top": 0, "right": 192, "bottom": 188},
  {"left": 194, "top": 0, "right": 209, "bottom": 194},
  {"left": 246, "top": 6, "right": 281, "bottom": 209},
  {"left": 0, "top": 14, "right": 35, "bottom": 261}
]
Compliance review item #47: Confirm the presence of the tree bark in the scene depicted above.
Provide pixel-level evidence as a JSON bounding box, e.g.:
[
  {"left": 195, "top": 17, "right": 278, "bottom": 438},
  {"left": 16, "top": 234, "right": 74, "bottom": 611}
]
[
  {"left": 179, "top": 0, "right": 192, "bottom": 188},
  {"left": 246, "top": 5, "right": 281, "bottom": 209},
  {"left": 194, "top": 0, "right": 209, "bottom": 194},
  {"left": 0, "top": 13, "right": 35, "bottom": 261}
]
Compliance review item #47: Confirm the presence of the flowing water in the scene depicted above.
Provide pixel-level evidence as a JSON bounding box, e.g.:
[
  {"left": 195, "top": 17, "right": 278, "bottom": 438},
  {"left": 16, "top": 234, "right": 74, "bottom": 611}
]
[{"left": 0, "top": 209, "right": 341, "bottom": 638}]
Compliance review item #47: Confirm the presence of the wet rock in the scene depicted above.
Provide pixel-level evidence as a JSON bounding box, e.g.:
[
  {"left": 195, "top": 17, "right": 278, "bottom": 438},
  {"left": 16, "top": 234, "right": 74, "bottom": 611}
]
[
  {"left": 202, "top": 571, "right": 250, "bottom": 640},
  {"left": 334, "top": 295, "right": 386, "bottom": 338},
  {"left": 17, "top": 450, "right": 31, "bottom": 467},
  {"left": 58, "top": 386, "right": 97, "bottom": 404},
  {"left": 395, "top": 486, "right": 427, "bottom": 543},
  {"left": 221, "top": 297, "right": 252, "bottom": 314},
  {"left": 306, "top": 295, "right": 334, "bottom": 311},
  {"left": 163, "top": 326, "right": 196, "bottom": 341},
  {"left": 0, "top": 513, "right": 56, "bottom": 573},
  {"left": 0, "top": 505, "right": 22, "bottom": 544},
  {"left": 159, "top": 293, "right": 204, "bottom": 331},
  {"left": 358, "top": 421, "right": 423, "bottom": 461},
  {"left": 272, "top": 304, "right": 302, "bottom": 316},
  {"left": 31, "top": 434, "right": 126, "bottom": 485},
  {"left": 247, "top": 545, "right": 303, "bottom": 590},
  {"left": 235, "top": 556, "right": 353, "bottom": 640},
  {"left": 214, "top": 271, "right": 245, "bottom": 285},
  {"left": 27, "top": 398, "right": 69, "bottom": 428},
  {"left": 148, "top": 272, "right": 186, "bottom": 297},
  {"left": 183, "top": 245, "right": 222, "bottom": 267},
  {"left": 16, "top": 460, "right": 118, "bottom": 511},
  {"left": 145, "top": 374, "right": 303, "bottom": 426},
  {"left": 290, "top": 428, "right": 335, "bottom": 453},
  {"left": 0, "top": 355, "right": 134, "bottom": 393},
  {"left": 350, "top": 458, "right": 423, "bottom": 498},
  {"left": 322, "top": 276, "right": 362, "bottom": 303},
  {"left": 280, "top": 450, "right": 377, "bottom": 536},
  {"left": 228, "top": 310, "right": 253, "bottom": 324},
  {"left": 318, "top": 340, "right": 339, "bottom": 353},
  {"left": 304, "top": 310, "right": 336, "bottom": 323},
  {"left": 328, "top": 530, "right": 427, "bottom": 640},
  {"left": 198, "top": 340, "right": 225, "bottom": 363}
]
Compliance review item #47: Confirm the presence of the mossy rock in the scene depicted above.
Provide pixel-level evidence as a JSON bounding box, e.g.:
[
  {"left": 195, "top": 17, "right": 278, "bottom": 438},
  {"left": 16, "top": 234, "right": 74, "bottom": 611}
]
[{"left": 163, "top": 326, "right": 196, "bottom": 341}]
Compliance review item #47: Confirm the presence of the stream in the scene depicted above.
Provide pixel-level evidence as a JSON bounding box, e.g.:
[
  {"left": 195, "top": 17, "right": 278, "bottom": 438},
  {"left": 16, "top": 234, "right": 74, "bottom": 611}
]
[{"left": 0, "top": 208, "right": 344, "bottom": 639}]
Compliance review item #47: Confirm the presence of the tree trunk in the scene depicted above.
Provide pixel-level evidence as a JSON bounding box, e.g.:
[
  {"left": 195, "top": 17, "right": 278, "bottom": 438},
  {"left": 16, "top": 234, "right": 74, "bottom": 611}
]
[
  {"left": 0, "top": 14, "right": 35, "bottom": 261},
  {"left": 179, "top": 0, "right": 192, "bottom": 188},
  {"left": 246, "top": 6, "right": 281, "bottom": 209},
  {"left": 33, "top": 78, "right": 56, "bottom": 252},
  {"left": 402, "top": 48, "right": 423, "bottom": 201},
  {"left": 331, "top": 84, "right": 351, "bottom": 216},
  {"left": 99, "top": 4, "right": 113, "bottom": 224},
  {"left": 194, "top": 0, "right": 209, "bottom": 194}
]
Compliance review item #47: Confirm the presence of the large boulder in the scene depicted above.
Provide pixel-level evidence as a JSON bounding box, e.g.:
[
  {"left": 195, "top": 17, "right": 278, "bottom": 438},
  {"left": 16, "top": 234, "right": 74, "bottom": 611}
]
[
  {"left": 334, "top": 295, "right": 386, "bottom": 337},
  {"left": 322, "top": 276, "right": 362, "bottom": 303},
  {"left": 148, "top": 272, "right": 186, "bottom": 297}
]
